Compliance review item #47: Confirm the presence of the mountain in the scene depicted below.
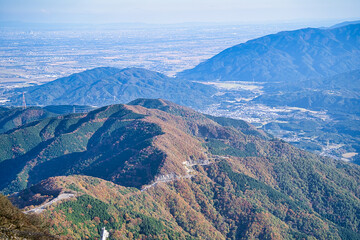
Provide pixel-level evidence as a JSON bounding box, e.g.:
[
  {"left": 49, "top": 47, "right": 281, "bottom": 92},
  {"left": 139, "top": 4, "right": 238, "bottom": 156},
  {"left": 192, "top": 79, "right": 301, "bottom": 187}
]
[
  {"left": 0, "top": 106, "right": 97, "bottom": 134},
  {"left": 175, "top": 23, "right": 360, "bottom": 161},
  {"left": 329, "top": 20, "right": 360, "bottom": 29},
  {"left": 0, "top": 194, "right": 56, "bottom": 239},
  {"left": 0, "top": 107, "right": 56, "bottom": 134},
  {"left": 178, "top": 24, "right": 360, "bottom": 82},
  {"left": 8, "top": 67, "right": 216, "bottom": 109},
  {"left": 2, "top": 99, "right": 360, "bottom": 239},
  {"left": 0, "top": 99, "right": 268, "bottom": 194}
]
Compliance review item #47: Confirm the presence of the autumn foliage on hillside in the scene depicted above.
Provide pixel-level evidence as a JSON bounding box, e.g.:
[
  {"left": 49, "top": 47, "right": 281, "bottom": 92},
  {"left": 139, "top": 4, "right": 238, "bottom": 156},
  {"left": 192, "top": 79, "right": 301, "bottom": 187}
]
[
  {"left": 0, "top": 194, "right": 56, "bottom": 239},
  {"left": 3, "top": 99, "right": 360, "bottom": 239}
]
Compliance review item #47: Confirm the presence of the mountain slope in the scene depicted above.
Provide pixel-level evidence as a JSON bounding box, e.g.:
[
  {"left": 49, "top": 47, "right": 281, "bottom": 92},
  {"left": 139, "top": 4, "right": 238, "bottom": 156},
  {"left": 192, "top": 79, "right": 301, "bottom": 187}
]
[
  {"left": 0, "top": 104, "right": 167, "bottom": 193},
  {"left": 11, "top": 156, "right": 360, "bottom": 240},
  {"left": 0, "top": 107, "right": 56, "bottom": 134},
  {"left": 0, "top": 105, "right": 98, "bottom": 134},
  {"left": 329, "top": 20, "right": 360, "bottom": 29},
  {"left": 9, "top": 67, "right": 216, "bottom": 109},
  {"left": 0, "top": 194, "right": 56, "bottom": 239},
  {"left": 2, "top": 99, "right": 360, "bottom": 239},
  {"left": 178, "top": 24, "right": 360, "bottom": 82}
]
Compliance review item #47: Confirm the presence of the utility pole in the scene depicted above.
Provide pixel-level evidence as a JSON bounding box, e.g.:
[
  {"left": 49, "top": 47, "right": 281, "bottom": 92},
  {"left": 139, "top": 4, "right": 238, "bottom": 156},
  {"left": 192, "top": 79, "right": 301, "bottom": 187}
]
[{"left": 22, "top": 92, "right": 26, "bottom": 109}]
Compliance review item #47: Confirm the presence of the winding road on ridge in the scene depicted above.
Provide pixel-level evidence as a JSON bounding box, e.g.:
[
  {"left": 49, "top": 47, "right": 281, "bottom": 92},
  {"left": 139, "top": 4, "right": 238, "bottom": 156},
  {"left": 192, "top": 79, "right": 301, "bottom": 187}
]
[{"left": 24, "top": 193, "right": 76, "bottom": 214}]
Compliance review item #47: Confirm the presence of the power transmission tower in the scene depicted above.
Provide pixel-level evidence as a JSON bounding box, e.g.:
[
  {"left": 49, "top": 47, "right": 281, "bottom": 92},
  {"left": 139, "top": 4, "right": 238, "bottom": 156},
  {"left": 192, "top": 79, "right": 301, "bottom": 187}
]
[{"left": 22, "top": 92, "right": 26, "bottom": 109}]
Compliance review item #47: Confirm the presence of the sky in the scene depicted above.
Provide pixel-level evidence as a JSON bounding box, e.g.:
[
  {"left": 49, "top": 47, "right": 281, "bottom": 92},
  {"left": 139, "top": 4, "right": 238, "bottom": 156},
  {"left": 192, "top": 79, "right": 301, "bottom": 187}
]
[{"left": 0, "top": 0, "right": 359, "bottom": 24}]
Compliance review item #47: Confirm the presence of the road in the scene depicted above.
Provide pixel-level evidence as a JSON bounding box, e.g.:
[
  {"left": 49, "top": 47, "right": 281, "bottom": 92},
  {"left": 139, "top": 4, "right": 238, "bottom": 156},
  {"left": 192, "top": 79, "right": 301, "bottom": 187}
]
[
  {"left": 24, "top": 193, "right": 75, "bottom": 214},
  {"left": 141, "top": 158, "right": 215, "bottom": 191}
]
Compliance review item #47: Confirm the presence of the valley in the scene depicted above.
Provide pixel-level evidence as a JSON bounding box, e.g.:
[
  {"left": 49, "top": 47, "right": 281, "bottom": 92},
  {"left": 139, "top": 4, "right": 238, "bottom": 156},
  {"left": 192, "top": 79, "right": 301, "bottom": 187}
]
[{"left": 198, "top": 80, "right": 356, "bottom": 161}]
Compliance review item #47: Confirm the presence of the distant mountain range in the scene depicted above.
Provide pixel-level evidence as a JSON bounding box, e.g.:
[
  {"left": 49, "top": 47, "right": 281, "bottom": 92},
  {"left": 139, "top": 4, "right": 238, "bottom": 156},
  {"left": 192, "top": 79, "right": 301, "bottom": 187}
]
[
  {"left": 8, "top": 67, "right": 216, "bottom": 109},
  {"left": 3, "top": 99, "right": 360, "bottom": 239},
  {"left": 2, "top": 20, "right": 360, "bottom": 239},
  {"left": 329, "top": 20, "right": 360, "bottom": 29},
  {"left": 6, "top": 24, "right": 360, "bottom": 108},
  {"left": 178, "top": 24, "right": 360, "bottom": 82},
  {"left": 1, "top": 22, "right": 359, "bottom": 163}
]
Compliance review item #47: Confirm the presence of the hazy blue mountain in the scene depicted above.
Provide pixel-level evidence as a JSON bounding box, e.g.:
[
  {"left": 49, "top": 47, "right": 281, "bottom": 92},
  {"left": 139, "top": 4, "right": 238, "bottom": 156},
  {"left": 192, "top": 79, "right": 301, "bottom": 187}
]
[
  {"left": 329, "top": 20, "right": 360, "bottom": 29},
  {"left": 9, "top": 67, "right": 216, "bottom": 109},
  {"left": 178, "top": 24, "right": 360, "bottom": 82}
]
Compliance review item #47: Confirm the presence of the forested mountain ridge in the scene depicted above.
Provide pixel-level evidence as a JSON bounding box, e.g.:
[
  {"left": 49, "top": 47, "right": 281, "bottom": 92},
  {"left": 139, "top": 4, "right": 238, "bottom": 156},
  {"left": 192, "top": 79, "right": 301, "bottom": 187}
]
[
  {"left": 3, "top": 99, "right": 360, "bottom": 239},
  {"left": 0, "top": 107, "right": 56, "bottom": 134},
  {"left": 178, "top": 24, "right": 360, "bottom": 82},
  {"left": 8, "top": 67, "right": 216, "bottom": 109},
  {"left": 0, "top": 105, "right": 96, "bottom": 134},
  {"left": 0, "top": 99, "right": 266, "bottom": 194}
]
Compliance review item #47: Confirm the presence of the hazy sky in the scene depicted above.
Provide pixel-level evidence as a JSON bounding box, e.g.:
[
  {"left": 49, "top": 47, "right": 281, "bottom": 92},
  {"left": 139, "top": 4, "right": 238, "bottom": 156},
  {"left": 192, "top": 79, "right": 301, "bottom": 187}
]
[{"left": 0, "top": 0, "right": 359, "bottom": 24}]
